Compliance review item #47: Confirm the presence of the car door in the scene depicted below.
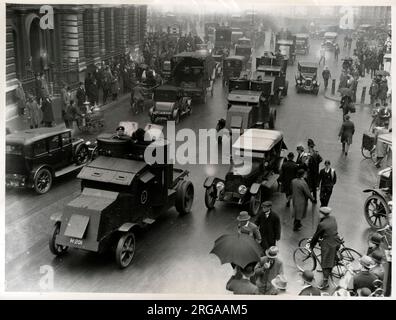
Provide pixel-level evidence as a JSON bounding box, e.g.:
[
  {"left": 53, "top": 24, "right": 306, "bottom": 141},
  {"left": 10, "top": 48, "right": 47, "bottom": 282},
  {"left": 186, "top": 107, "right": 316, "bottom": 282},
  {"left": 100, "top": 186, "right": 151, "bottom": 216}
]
[
  {"left": 47, "top": 134, "right": 64, "bottom": 170},
  {"left": 60, "top": 132, "right": 73, "bottom": 165},
  {"left": 31, "top": 139, "right": 50, "bottom": 169}
]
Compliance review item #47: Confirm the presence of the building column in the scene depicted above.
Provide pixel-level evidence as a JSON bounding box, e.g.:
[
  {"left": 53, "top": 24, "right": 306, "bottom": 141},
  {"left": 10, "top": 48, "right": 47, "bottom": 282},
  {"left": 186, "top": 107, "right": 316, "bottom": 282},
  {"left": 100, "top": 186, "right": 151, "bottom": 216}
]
[
  {"left": 104, "top": 7, "right": 115, "bottom": 56},
  {"left": 98, "top": 8, "right": 105, "bottom": 58},
  {"left": 115, "top": 6, "right": 128, "bottom": 54},
  {"left": 128, "top": 5, "right": 138, "bottom": 49},
  {"left": 83, "top": 7, "right": 100, "bottom": 65}
]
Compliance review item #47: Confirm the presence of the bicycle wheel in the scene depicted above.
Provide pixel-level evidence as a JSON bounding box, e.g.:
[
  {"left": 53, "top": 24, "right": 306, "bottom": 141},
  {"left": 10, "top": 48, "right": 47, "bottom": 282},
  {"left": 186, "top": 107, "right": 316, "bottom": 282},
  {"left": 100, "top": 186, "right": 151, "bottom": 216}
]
[
  {"left": 299, "top": 238, "right": 322, "bottom": 261},
  {"left": 293, "top": 247, "right": 317, "bottom": 272},
  {"left": 340, "top": 247, "right": 362, "bottom": 265}
]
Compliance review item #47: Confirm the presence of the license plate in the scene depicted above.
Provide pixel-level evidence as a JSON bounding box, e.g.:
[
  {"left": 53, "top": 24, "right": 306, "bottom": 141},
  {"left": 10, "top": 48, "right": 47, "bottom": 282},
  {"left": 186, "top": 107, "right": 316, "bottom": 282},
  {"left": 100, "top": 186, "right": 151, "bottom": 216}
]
[{"left": 69, "top": 238, "right": 83, "bottom": 246}]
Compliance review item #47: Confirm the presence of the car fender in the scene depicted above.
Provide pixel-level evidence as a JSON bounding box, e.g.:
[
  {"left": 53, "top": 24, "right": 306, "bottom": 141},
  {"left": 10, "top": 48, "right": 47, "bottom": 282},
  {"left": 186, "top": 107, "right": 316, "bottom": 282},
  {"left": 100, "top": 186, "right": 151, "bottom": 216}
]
[
  {"left": 118, "top": 222, "right": 139, "bottom": 233},
  {"left": 363, "top": 188, "right": 388, "bottom": 200},
  {"left": 250, "top": 183, "right": 261, "bottom": 195},
  {"left": 50, "top": 212, "right": 63, "bottom": 223},
  {"left": 204, "top": 176, "right": 220, "bottom": 188}
]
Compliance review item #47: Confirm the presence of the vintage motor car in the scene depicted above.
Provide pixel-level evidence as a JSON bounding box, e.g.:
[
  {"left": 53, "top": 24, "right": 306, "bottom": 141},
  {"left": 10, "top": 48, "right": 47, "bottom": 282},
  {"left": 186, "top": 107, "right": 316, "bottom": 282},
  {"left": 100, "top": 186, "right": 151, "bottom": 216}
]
[
  {"left": 235, "top": 44, "right": 252, "bottom": 70},
  {"left": 323, "top": 32, "right": 338, "bottom": 50},
  {"left": 49, "top": 126, "right": 194, "bottom": 268},
  {"left": 363, "top": 166, "right": 392, "bottom": 230},
  {"left": 204, "top": 129, "right": 287, "bottom": 216},
  {"left": 295, "top": 33, "right": 310, "bottom": 55},
  {"left": 170, "top": 51, "right": 216, "bottom": 103},
  {"left": 6, "top": 128, "right": 91, "bottom": 194},
  {"left": 149, "top": 84, "right": 192, "bottom": 124},
  {"left": 275, "top": 37, "right": 296, "bottom": 65},
  {"left": 295, "top": 61, "right": 320, "bottom": 95},
  {"left": 222, "top": 55, "right": 248, "bottom": 85}
]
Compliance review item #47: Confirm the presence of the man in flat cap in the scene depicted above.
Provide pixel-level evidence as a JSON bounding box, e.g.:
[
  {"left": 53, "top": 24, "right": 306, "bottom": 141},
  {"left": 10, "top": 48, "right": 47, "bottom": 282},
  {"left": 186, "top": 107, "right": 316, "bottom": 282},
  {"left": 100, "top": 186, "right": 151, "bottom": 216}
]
[
  {"left": 309, "top": 207, "right": 340, "bottom": 289},
  {"left": 255, "top": 201, "right": 281, "bottom": 252}
]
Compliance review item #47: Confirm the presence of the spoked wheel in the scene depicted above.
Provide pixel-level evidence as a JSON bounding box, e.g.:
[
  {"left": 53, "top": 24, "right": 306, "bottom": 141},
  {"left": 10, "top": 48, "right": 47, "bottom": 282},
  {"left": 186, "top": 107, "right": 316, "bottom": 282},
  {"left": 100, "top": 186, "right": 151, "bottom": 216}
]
[
  {"left": 293, "top": 247, "right": 317, "bottom": 272},
  {"left": 34, "top": 168, "right": 53, "bottom": 194},
  {"left": 204, "top": 186, "right": 217, "bottom": 209},
  {"left": 298, "top": 238, "right": 321, "bottom": 261},
  {"left": 332, "top": 247, "right": 362, "bottom": 278},
  {"left": 361, "top": 145, "right": 374, "bottom": 159},
  {"left": 75, "top": 144, "right": 89, "bottom": 165},
  {"left": 249, "top": 188, "right": 262, "bottom": 216},
  {"left": 364, "top": 194, "right": 390, "bottom": 229},
  {"left": 115, "top": 232, "right": 136, "bottom": 269},
  {"left": 49, "top": 223, "right": 68, "bottom": 256},
  {"left": 176, "top": 180, "right": 194, "bottom": 215}
]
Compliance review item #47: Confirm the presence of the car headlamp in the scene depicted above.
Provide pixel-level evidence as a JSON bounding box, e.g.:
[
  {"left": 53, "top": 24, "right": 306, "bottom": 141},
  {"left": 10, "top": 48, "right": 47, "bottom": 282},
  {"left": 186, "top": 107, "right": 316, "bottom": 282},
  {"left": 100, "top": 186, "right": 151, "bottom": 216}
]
[
  {"left": 238, "top": 185, "right": 247, "bottom": 195},
  {"left": 302, "top": 79, "right": 306, "bottom": 84},
  {"left": 216, "top": 181, "right": 225, "bottom": 191},
  {"left": 264, "top": 161, "right": 269, "bottom": 167},
  {"left": 297, "top": 79, "right": 301, "bottom": 84},
  {"left": 312, "top": 80, "right": 317, "bottom": 84}
]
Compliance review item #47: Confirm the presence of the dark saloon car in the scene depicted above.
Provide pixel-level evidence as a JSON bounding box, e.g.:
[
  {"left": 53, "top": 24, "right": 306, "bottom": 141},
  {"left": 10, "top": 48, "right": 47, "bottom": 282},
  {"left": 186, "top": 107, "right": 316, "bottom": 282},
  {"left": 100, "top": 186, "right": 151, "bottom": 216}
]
[
  {"left": 6, "top": 128, "right": 91, "bottom": 194},
  {"left": 295, "top": 61, "right": 320, "bottom": 94}
]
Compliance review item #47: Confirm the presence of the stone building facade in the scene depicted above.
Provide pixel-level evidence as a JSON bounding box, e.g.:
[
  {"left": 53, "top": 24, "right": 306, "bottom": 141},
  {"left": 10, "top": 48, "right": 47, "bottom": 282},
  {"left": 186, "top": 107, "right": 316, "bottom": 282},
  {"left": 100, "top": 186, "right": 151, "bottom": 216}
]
[{"left": 6, "top": 4, "right": 147, "bottom": 118}]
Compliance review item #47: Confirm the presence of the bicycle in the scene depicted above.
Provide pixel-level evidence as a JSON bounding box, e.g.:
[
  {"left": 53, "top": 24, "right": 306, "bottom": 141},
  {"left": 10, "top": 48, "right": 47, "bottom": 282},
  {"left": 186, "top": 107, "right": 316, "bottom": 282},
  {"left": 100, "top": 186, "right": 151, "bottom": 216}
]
[{"left": 293, "top": 237, "right": 362, "bottom": 280}]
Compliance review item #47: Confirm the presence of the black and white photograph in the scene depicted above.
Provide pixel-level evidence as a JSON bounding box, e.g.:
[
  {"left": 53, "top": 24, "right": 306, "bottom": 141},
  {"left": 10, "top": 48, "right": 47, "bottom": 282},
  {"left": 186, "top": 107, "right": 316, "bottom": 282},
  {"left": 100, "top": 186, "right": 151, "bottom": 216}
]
[{"left": 1, "top": 0, "right": 393, "bottom": 298}]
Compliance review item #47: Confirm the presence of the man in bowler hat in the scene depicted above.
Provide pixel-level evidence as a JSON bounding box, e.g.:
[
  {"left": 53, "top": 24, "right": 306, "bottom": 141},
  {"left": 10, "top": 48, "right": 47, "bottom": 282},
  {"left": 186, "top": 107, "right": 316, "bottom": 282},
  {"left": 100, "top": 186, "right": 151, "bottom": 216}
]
[{"left": 255, "top": 201, "right": 281, "bottom": 252}]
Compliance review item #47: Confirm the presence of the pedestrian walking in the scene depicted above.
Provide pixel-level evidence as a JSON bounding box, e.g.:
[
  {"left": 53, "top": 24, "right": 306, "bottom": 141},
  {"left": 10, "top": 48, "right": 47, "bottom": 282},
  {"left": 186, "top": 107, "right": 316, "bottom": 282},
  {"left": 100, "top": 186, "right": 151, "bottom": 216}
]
[
  {"left": 291, "top": 169, "right": 315, "bottom": 231},
  {"left": 34, "top": 73, "right": 43, "bottom": 104},
  {"left": 298, "top": 270, "right": 321, "bottom": 296},
  {"left": 111, "top": 75, "right": 120, "bottom": 101},
  {"left": 279, "top": 152, "right": 298, "bottom": 207},
  {"left": 88, "top": 79, "right": 99, "bottom": 105},
  {"left": 255, "top": 201, "right": 281, "bottom": 252},
  {"left": 309, "top": 207, "right": 340, "bottom": 289},
  {"left": 41, "top": 73, "right": 50, "bottom": 98},
  {"left": 369, "top": 78, "right": 380, "bottom": 106},
  {"left": 352, "top": 256, "right": 378, "bottom": 293},
  {"left": 295, "top": 145, "right": 308, "bottom": 170},
  {"left": 41, "top": 96, "right": 55, "bottom": 127},
  {"left": 306, "top": 139, "right": 322, "bottom": 203},
  {"left": 318, "top": 160, "right": 337, "bottom": 207},
  {"left": 338, "top": 114, "right": 355, "bottom": 156},
  {"left": 76, "top": 82, "right": 87, "bottom": 108},
  {"left": 378, "top": 78, "right": 388, "bottom": 105},
  {"left": 64, "top": 100, "right": 79, "bottom": 129},
  {"left": 340, "top": 94, "right": 353, "bottom": 120},
  {"left": 226, "top": 264, "right": 259, "bottom": 295},
  {"left": 15, "top": 80, "right": 26, "bottom": 116},
  {"left": 25, "top": 95, "right": 41, "bottom": 129},
  {"left": 322, "top": 66, "right": 331, "bottom": 90},
  {"left": 334, "top": 44, "right": 340, "bottom": 61},
  {"left": 318, "top": 46, "right": 326, "bottom": 66},
  {"left": 237, "top": 211, "right": 262, "bottom": 244},
  {"left": 253, "top": 246, "right": 284, "bottom": 294},
  {"left": 349, "top": 76, "right": 358, "bottom": 103}
]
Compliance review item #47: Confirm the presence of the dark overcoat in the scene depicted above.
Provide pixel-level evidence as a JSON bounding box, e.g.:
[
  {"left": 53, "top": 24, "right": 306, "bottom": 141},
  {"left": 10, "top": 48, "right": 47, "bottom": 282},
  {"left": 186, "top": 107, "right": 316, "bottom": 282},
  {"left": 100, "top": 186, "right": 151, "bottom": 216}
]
[{"left": 291, "top": 178, "right": 313, "bottom": 220}]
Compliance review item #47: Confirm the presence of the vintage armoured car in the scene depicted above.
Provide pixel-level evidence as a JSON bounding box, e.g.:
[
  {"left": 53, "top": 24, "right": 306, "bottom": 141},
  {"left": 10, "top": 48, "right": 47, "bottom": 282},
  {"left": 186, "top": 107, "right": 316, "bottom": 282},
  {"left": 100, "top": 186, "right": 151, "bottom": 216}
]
[
  {"left": 6, "top": 128, "right": 91, "bottom": 194},
  {"left": 275, "top": 36, "right": 296, "bottom": 65},
  {"left": 149, "top": 84, "right": 192, "bottom": 124},
  {"left": 222, "top": 55, "right": 248, "bottom": 85},
  {"left": 295, "top": 62, "right": 320, "bottom": 95},
  {"left": 49, "top": 126, "right": 194, "bottom": 268},
  {"left": 295, "top": 33, "right": 310, "bottom": 55},
  {"left": 204, "top": 129, "right": 287, "bottom": 216}
]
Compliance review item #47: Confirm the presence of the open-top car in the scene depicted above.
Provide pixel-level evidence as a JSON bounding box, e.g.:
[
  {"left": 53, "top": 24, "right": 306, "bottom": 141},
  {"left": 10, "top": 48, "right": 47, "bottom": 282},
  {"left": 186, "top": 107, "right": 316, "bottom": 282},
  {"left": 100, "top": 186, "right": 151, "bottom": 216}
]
[
  {"left": 295, "top": 61, "right": 320, "bottom": 95},
  {"left": 204, "top": 128, "right": 287, "bottom": 216},
  {"left": 6, "top": 128, "right": 91, "bottom": 194},
  {"left": 149, "top": 84, "right": 192, "bottom": 124},
  {"left": 295, "top": 33, "right": 310, "bottom": 55},
  {"left": 323, "top": 32, "right": 338, "bottom": 50},
  {"left": 49, "top": 125, "right": 194, "bottom": 268}
]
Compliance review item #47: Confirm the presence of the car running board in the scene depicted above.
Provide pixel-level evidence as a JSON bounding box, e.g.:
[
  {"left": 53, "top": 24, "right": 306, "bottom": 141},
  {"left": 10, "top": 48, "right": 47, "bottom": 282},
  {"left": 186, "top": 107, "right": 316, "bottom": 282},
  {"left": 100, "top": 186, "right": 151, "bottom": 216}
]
[{"left": 54, "top": 163, "right": 86, "bottom": 178}]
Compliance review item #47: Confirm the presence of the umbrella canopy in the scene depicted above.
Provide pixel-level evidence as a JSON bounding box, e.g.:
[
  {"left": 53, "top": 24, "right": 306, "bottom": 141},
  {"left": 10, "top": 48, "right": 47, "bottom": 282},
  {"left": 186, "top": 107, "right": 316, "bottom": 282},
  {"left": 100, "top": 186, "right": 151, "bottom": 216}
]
[
  {"left": 376, "top": 70, "right": 390, "bottom": 77},
  {"left": 210, "top": 233, "right": 262, "bottom": 268},
  {"left": 339, "top": 87, "right": 353, "bottom": 97}
]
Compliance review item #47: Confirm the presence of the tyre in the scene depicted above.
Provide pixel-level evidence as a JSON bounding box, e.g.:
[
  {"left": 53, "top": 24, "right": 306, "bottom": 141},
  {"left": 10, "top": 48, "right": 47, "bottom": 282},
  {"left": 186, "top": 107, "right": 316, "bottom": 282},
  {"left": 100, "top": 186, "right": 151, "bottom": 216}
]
[
  {"left": 361, "top": 146, "right": 373, "bottom": 159},
  {"left": 204, "top": 186, "right": 216, "bottom": 209},
  {"left": 249, "top": 188, "right": 262, "bottom": 216},
  {"left": 115, "top": 232, "right": 136, "bottom": 269},
  {"left": 269, "top": 108, "right": 276, "bottom": 129},
  {"left": 49, "top": 223, "right": 68, "bottom": 256},
  {"left": 293, "top": 247, "right": 317, "bottom": 272},
  {"left": 34, "top": 168, "right": 53, "bottom": 194},
  {"left": 175, "top": 180, "right": 194, "bottom": 215},
  {"left": 364, "top": 194, "right": 390, "bottom": 229},
  {"left": 298, "top": 238, "right": 322, "bottom": 262},
  {"left": 74, "top": 144, "right": 89, "bottom": 165}
]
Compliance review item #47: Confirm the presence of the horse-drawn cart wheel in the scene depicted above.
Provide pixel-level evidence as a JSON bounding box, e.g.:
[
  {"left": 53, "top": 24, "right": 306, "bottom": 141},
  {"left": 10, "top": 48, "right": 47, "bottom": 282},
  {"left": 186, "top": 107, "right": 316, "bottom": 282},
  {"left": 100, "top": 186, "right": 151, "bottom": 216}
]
[
  {"left": 364, "top": 194, "right": 390, "bottom": 229},
  {"left": 115, "top": 232, "right": 136, "bottom": 269},
  {"left": 176, "top": 180, "right": 194, "bottom": 215}
]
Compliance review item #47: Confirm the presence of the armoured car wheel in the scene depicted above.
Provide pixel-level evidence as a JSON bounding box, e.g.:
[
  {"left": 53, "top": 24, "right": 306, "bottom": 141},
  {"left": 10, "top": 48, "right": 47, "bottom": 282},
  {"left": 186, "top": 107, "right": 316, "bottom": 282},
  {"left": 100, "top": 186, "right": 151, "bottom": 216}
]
[
  {"left": 49, "top": 223, "right": 68, "bottom": 256},
  {"left": 204, "top": 186, "right": 217, "bottom": 209},
  {"left": 364, "top": 194, "right": 390, "bottom": 229},
  {"left": 269, "top": 108, "right": 276, "bottom": 129},
  {"left": 34, "top": 168, "right": 52, "bottom": 194},
  {"left": 249, "top": 188, "right": 262, "bottom": 216},
  {"left": 75, "top": 144, "right": 89, "bottom": 165},
  {"left": 115, "top": 232, "right": 136, "bottom": 269},
  {"left": 176, "top": 180, "right": 194, "bottom": 215}
]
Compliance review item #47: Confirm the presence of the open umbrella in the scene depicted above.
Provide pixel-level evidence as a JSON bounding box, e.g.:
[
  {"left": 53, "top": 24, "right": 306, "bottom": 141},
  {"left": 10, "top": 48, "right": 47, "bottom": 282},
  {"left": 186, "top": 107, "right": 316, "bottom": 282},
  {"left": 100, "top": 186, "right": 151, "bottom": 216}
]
[
  {"left": 210, "top": 233, "right": 262, "bottom": 268},
  {"left": 376, "top": 70, "right": 390, "bottom": 77},
  {"left": 339, "top": 87, "right": 353, "bottom": 97}
]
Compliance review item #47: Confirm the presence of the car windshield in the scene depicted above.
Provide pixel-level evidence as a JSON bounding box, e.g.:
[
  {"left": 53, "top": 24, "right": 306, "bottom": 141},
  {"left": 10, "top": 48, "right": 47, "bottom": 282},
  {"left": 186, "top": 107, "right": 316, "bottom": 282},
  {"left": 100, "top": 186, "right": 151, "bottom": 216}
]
[
  {"left": 6, "top": 144, "right": 23, "bottom": 155},
  {"left": 300, "top": 66, "right": 317, "bottom": 73},
  {"left": 154, "top": 89, "right": 178, "bottom": 101}
]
